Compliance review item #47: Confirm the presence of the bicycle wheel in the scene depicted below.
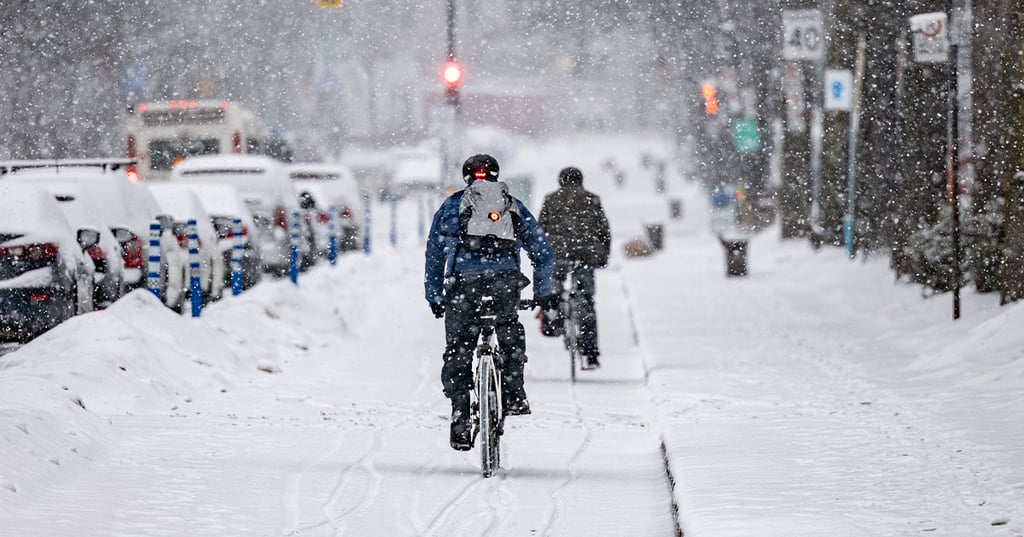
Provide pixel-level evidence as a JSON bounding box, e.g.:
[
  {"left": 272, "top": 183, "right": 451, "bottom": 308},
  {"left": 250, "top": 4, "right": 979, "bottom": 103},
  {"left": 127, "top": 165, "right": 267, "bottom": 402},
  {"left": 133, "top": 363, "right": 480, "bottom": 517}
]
[
  {"left": 564, "top": 294, "right": 582, "bottom": 381},
  {"left": 478, "top": 355, "right": 502, "bottom": 477}
]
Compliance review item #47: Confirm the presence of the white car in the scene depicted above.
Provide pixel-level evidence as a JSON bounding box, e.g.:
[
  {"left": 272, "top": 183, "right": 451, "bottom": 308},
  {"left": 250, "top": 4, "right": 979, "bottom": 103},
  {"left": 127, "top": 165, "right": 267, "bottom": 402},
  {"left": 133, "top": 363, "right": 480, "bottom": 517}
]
[
  {"left": 288, "top": 163, "right": 364, "bottom": 255},
  {"left": 168, "top": 155, "right": 312, "bottom": 276},
  {"left": 0, "top": 183, "right": 95, "bottom": 341},
  {"left": 147, "top": 183, "right": 227, "bottom": 308},
  {"left": 168, "top": 182, "right": 263, "bottom": 291}
]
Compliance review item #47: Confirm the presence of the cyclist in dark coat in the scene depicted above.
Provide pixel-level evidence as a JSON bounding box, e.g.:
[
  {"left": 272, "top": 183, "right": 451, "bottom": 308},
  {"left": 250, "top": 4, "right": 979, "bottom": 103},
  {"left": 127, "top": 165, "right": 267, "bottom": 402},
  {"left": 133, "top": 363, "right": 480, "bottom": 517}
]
[
  {"left": 424, "top": 154, "right": 558, "bottom": 451},
  {"left": 538, "top": 166, "right": 611, "bottom": 369}
]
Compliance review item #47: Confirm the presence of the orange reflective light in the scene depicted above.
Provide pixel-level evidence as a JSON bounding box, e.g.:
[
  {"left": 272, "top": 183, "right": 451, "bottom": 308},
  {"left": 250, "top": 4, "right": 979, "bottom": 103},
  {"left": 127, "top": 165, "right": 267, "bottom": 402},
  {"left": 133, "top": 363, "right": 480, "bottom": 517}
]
[
  {"left": 701, "top": 83, "right": 718, "bottom": 115},
  {"left": 488, "top": 211, "right": 500, "bottom": 221}
]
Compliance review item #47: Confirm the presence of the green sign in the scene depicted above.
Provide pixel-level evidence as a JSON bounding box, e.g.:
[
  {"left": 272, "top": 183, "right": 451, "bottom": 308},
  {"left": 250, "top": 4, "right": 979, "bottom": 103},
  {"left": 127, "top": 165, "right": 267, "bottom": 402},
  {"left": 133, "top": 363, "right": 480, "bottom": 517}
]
[{"left": 732, "top": 118, "right": 760, "bottom": 153}]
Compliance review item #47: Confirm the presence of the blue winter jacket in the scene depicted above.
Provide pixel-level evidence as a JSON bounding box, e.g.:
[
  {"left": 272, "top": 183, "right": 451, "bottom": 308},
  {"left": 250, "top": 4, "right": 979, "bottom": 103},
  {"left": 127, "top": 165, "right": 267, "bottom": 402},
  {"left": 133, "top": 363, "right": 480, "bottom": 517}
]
[{"left": 424, "top": 188, "right": 555, "bottom": 305}]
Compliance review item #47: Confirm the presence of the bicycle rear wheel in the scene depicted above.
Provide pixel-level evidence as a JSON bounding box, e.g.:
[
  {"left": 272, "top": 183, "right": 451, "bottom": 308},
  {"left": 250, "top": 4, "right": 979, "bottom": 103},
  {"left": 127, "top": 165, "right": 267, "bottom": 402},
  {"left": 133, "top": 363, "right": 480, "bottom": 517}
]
[
  {"left": 564, "top": 295, "right": 582, "bottom": 382},
  {"left": 478, "top": 355, "right": 502, "bottom": 477}
]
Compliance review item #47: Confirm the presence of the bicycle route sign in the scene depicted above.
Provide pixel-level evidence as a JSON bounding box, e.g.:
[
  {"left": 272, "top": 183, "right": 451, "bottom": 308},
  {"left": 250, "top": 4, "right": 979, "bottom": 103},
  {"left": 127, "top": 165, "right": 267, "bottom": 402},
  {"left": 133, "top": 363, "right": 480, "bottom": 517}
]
[{"left": 783, "top": 9, "right": 825, "bottom": 62}]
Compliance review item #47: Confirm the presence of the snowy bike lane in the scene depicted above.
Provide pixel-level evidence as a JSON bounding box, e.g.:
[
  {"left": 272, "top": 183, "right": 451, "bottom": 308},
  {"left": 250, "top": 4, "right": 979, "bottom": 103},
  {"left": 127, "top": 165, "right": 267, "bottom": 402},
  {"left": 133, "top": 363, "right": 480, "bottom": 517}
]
[{"left": 0, "top": 246, "right": 677, "bottom": 536}]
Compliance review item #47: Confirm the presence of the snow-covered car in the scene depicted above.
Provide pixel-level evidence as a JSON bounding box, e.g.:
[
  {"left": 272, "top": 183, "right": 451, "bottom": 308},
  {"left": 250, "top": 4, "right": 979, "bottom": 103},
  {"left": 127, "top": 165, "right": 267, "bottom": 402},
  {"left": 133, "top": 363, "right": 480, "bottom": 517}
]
[
  {"left": 167, "top": 182, "right": 263, "bottom": 291},
  {"left": 147, "top": 183, "right": 227, "bottom": 307},
  {"left": 0, "top": 183, "right": 95, "bottom": 342},
  {"left": 288, "top": 163, "right": 364, "bottom": 255},
  {"left": 167, "top": 155, "right": 313, "bottom": 277},
  {"left": 2, "top": 175, "right": 127, "bottom": 309},
  {"left": 0, "top": 162, "right": 187, "bottom": 310}
]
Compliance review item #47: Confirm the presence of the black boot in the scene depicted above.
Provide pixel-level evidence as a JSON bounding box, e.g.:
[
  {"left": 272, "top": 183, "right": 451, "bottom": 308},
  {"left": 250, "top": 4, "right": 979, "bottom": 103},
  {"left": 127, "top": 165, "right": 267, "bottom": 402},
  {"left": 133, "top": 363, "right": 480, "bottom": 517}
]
[
  {"left": 503, "top": 376, "right": 531, "bottom": 415},
  {"left": 449, "top": 393, "right": 472, "bottom": 451}
]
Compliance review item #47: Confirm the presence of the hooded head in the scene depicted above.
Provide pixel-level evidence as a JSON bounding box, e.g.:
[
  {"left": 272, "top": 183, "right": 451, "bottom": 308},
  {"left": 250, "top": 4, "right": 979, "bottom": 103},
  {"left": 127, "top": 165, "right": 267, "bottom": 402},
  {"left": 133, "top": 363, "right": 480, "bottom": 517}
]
[
  {"left": 558, "top": 166, "right": 583, "bottom": 188},
  {"left": 462, "top": 153, "right": 500, "bottom": 184}
]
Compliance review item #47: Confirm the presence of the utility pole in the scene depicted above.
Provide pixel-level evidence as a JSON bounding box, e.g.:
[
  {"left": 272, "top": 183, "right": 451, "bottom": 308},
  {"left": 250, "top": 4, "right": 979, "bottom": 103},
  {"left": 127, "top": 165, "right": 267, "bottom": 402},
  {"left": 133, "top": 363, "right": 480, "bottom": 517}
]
[
  {"left": 943, "top": 0, "right": 962, "bottom": 319},
  {"left": 439, "top": 0, "right": 462, "bottom": 190}
]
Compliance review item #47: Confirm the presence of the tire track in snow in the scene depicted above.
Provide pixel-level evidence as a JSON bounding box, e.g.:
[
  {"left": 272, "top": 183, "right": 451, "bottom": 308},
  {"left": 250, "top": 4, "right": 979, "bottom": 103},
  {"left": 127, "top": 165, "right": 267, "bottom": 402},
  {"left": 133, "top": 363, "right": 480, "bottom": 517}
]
[
  {"left": 538, "top": 379, "right": 593, "bottom": 537},
  {"left": 283, "top": 338, "right": 437, "bottom": 535}
]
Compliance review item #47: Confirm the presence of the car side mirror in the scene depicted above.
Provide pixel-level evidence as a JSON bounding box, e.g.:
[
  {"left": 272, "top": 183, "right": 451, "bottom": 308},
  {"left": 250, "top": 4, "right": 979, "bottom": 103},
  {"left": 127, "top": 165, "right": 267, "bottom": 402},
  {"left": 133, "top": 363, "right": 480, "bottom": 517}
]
[{"left": 77, "top": 228, "right": 101, "bottom": 249}]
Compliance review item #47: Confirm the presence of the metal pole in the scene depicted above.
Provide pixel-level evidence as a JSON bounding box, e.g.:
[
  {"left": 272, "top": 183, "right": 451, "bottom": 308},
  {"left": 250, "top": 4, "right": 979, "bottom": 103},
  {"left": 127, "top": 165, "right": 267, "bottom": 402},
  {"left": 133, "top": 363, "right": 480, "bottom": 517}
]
[
  {"left": 947, "top": 22, "right": 961, "bottom": 320},
  {"left": 844, "top": 34, "right": 866, "bottom": 258}
]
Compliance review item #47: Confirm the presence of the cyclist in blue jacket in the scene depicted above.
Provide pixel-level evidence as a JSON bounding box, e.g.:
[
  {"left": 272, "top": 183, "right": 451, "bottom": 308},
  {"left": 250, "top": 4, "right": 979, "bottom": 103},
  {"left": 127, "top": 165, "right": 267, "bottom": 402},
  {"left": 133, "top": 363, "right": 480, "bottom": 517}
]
[{"left": 424, "top": 153, "right": 558, "bottom": 451}]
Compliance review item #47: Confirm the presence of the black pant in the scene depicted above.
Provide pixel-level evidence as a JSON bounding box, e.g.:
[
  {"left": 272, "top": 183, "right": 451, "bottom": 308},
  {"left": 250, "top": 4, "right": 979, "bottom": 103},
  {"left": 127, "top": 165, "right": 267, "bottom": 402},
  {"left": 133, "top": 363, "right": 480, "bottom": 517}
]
[
  {"left": 555, "top": 261, "right": 599, "bottom": 357},
  {"left": 442, "top": 271, "right": 527, "bottom": 399}
]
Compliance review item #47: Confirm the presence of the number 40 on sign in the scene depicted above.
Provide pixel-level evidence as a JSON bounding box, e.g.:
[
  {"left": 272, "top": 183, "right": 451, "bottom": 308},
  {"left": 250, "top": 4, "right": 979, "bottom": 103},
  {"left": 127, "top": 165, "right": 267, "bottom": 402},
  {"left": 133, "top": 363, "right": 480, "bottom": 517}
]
[{"left": 783, "top": 9, "right": 824, "bottom": 62}]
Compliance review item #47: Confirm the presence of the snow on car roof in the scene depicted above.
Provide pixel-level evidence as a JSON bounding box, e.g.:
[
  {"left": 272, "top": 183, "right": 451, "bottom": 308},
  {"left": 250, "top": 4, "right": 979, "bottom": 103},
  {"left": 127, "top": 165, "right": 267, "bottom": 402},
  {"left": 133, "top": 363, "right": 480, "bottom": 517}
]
[
  {"left": 2, "top": 168, "right": 162, "bottom": 234},
  {"left": 168, "top": 182, "right": 255, "bottom": 227},
  {"left": 168, "top": 155, "right": 295, "bottom": 210},
  {"left": 0, "top": 183, "right": 85, "bottom": 267}
]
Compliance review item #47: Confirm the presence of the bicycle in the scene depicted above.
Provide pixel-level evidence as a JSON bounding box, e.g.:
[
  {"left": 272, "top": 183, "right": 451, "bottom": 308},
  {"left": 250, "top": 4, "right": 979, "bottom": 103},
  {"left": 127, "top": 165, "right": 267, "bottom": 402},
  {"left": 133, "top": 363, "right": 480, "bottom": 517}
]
[
  {"left": 558, "top": 261, "right": 587, "bottom": 383},
  {"left": 471, "top": 295, "right": 534, "bottom": 478}
]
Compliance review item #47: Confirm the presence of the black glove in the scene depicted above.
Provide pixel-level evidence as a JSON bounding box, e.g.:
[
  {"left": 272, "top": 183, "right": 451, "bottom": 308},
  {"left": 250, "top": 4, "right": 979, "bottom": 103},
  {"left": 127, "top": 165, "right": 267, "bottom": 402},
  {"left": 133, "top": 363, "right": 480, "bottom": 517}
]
[
  {"left": 537, "top": 294, "right": 560, "bottom": 311},
  {"left": 430, "top": 302, "right": 445, "bottom": 319}
]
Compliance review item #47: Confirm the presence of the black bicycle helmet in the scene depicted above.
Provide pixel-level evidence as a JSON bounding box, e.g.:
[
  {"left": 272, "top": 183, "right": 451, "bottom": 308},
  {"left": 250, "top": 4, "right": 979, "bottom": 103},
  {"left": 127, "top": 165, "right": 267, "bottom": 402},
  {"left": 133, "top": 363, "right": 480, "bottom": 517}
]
[
  {"left": 558, "top": 166, "right": 583, "bottom": 187},
  {"left": 462, "top": 153, "right": 500, "bottom": 183}
]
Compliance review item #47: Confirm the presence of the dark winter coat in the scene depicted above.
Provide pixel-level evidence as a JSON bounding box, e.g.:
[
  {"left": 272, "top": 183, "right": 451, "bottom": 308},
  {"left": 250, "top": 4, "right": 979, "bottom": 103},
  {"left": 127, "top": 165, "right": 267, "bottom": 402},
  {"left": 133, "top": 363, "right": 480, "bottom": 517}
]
[
  {"left": 538, "top": 184, "right": 611, "bottom": 268},
  {"left": 424, "top": 187, "right": 555, "bottom": 306}
]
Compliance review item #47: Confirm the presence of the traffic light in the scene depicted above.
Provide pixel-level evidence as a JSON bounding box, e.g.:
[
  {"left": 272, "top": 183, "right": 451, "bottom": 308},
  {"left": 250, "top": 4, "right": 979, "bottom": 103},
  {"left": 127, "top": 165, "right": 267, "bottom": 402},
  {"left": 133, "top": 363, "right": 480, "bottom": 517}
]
[
  {"left": 442, "top": 59, "right": 462, "bottom": 105},
  {"left": 701, "top": 83, "right": 719, "bottom": 116}
]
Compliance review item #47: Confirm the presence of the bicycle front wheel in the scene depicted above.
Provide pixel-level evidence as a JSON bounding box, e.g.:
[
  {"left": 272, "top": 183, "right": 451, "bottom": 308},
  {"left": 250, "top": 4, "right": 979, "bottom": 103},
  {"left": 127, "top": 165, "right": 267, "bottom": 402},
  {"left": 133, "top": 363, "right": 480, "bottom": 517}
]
[{"left": 478, "top": 355, "right": 502, "bottom": 477}]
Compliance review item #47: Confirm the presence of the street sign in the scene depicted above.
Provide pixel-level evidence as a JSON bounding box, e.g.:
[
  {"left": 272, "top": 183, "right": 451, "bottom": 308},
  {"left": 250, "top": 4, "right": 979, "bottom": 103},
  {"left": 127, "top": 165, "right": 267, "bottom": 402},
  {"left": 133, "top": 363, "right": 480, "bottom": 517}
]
[
  {"left": 910, "top": 12, "right": 949, "bottom": 63},
  {"left": 783, "top": 9, "right": 824, "bottom": 62},
  {"left": 316, "top": 0, "right": 342, "bottom": 8},
  {"left": 732, "top": 118, "right": 760, "bottom": 153},
  {"left": 824, "top": 69, "right": 853, "bottom": 111}
]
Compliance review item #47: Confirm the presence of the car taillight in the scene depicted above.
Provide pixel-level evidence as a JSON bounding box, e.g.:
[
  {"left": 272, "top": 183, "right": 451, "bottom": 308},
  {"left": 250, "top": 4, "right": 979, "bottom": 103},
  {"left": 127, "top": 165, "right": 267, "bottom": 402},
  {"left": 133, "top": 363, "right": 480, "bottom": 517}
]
[
  {"left": 0, "top": 242, "right": 59, "bottom": 259},
  {"left": 122, "top": 234, "right": 144, "bottom": 268},
  {"left": 340, "top": 206, "right": 352, "bottom": 219},
  {"left": 85, "top": 244, "right": 106, "bottom": 261},
  {"left": 274, "top": 206, "right": 288, "bottom": 229},
  {"left": 176, "top": 234, "right": 189, "bottom": 249},
  {"left": 30, "top": 294, "right": 51, "bottom": 302},
  {"left": 232, "top": 131, "right": 243, "bottom": 154},
  {"left": 317, "top": 211, "right": 330, "bottom": 224}
]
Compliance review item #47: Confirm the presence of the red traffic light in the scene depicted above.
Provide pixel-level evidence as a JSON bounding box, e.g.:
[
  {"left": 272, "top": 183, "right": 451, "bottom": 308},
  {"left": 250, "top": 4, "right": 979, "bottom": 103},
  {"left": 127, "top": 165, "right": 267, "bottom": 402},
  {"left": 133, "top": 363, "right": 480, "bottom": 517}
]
[{"left": 443, "top": 60, "right": 463, "bottom": 89}]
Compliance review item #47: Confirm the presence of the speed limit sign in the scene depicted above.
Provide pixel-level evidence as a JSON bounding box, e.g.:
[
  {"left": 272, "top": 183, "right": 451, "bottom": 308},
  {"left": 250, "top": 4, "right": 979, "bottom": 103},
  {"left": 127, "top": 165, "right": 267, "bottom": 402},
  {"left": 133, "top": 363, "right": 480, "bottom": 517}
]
[{"left": 783, "top": 9, "right": 825, "bottom": 61}]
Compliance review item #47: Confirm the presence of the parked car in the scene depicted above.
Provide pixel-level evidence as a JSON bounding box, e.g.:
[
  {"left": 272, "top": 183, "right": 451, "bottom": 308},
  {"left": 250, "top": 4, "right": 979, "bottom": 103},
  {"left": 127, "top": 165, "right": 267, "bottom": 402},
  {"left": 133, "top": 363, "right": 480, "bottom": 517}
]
[
  {"left": 167, "top": 155, "right": 313, "bottom": 277},
  {"left": 288, "top": 163, "right": 364, "bottom": 254},
  {"left": 3, "top": 176, "right": 127, "bottom": 308},
  {"left": 0, "top": 183, "right": 95, "bottom": 342},
  {"left": 169, "top": 182, "right": 263, "bottom": 291},
  {"left": 146, "top": 183, "right": 227, "bottom": 307},
  {"left": 0, "top": 161, "right": 187, "bottom": 310}
]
